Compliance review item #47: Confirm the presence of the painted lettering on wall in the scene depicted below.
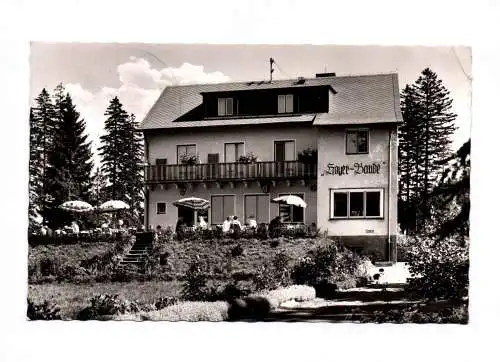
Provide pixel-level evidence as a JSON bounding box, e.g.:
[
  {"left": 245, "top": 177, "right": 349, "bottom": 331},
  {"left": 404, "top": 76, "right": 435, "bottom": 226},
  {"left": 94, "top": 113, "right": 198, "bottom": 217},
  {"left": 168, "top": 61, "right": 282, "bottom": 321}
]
[{"left": 320, "top": 162, "right": 382, "bottom": 176}]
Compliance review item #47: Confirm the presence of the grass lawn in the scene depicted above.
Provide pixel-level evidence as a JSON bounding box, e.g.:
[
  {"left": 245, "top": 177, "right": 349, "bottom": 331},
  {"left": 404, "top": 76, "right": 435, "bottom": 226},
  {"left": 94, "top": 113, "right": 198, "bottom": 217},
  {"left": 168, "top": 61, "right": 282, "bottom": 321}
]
[{"left": 28, "top": 281, "right": 183, "bottom": 320}]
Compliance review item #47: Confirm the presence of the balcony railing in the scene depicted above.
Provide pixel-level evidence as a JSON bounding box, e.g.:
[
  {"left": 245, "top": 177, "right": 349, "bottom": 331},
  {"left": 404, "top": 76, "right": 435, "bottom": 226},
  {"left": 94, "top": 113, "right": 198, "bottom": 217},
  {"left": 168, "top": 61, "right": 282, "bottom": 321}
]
[{"left": 145, "top": 161, "right": 317, "bottom": 183}]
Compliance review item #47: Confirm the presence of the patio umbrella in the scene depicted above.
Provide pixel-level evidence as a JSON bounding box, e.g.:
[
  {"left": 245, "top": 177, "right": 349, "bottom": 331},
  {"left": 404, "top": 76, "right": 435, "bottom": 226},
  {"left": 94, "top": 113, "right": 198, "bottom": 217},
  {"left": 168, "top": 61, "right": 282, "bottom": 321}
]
[
  {"left": 98, "top": 200, "right": 130, "bottom": 212},
  {"left": 97, "top": 200, "right": 130, "bottom": 229},
  {"left": 271, "top": 195, "right": 307, "bottom": 208},
  {"left": 59, "top": 200, "right": 94, "bottom": 213},
  {"left": 173, "top": 197, "right": 210, "bottom": 211}
]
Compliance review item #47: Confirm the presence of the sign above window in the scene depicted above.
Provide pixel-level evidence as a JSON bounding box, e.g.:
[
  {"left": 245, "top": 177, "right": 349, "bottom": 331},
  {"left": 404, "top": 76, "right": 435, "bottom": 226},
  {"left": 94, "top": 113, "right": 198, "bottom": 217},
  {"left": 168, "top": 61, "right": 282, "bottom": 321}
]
[{"left": 320, "top": 162, "right": 384, "bottom": 176}]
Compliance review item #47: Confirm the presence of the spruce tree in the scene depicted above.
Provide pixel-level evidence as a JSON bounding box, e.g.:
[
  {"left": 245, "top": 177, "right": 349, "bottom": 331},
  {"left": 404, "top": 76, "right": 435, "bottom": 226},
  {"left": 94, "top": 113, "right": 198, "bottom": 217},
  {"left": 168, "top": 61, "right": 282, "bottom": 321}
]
[
  {"left": 98, "top": 99, "right": 145, "bottom": 225},
  {"left": 398, "top": 68, "right": 457, "bottom": 233},
  {"left": 28, "top": 107, "right": 41, "bottom": 229},
  {"left": 98, "top": 97, "right": 131, "bottom": 201},
  {"left": 414, "top": 68, "right": 457, "bottom": 217},
  {"left": 45, "top": 84, "right": 94, "bottom": 227},
  {"left": 31, "top": 88, "right": 56, "bottom": 224},
  {"left": 122, "top": 114, "right": 144, "bottom": 222}
]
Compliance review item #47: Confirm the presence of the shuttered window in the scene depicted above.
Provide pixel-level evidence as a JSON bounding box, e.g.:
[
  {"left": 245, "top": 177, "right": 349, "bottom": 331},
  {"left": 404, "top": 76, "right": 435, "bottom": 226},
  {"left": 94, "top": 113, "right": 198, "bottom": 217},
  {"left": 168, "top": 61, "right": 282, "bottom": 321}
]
[
  {"left": 244, "top": 195, "right": 269, "bottom": 224},
  {"left": 211, "top": 195, "right": 235, "bottom": 224}
]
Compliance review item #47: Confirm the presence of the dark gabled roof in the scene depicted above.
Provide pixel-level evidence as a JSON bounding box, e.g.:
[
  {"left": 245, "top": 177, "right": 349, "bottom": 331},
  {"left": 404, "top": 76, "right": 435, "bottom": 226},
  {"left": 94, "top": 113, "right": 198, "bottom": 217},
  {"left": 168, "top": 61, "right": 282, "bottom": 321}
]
[{"left": 139, "top": 73, "right": 402, "bottom": 130}]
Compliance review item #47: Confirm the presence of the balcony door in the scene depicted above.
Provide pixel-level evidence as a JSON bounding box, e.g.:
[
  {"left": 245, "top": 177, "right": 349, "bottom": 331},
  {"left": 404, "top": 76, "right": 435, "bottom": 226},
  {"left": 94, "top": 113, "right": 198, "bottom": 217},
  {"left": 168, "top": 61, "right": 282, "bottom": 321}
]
[
  {"left": 274, "top": 140, "right": 295, "bottom": 177},
  {"left": 224, "top": 142, "right": 244, "bottom": 178}
]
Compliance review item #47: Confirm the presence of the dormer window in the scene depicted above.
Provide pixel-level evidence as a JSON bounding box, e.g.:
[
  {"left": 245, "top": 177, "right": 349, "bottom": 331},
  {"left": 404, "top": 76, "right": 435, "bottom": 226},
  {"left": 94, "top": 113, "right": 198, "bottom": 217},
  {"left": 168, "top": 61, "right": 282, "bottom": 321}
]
[
  {"left": 218, "top": 97, "right": 234, "bottom": 116},
  {"left": 278, "top": 94, "right": 294, "bottom": 113}
]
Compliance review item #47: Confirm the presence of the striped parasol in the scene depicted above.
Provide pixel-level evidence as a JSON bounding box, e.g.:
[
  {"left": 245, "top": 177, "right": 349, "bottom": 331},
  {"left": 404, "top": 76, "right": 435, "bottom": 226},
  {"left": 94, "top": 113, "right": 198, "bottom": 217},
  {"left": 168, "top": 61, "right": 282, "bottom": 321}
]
[{"left": 173, "top": 197, "right": 210, "bottom": 211}]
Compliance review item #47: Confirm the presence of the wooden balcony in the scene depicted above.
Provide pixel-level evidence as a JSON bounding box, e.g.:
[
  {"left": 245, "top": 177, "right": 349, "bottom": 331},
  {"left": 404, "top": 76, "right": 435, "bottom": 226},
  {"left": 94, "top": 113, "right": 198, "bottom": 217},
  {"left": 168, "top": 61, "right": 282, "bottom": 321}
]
[{"left": 144, "top": 161, "right": 317, "bottom": 184}]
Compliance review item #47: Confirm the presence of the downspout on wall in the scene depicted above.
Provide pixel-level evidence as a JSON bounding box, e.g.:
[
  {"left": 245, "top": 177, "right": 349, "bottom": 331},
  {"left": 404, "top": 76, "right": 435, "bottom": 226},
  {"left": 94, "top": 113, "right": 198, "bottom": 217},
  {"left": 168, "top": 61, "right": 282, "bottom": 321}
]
[
  {"left": 143, "top": 132, "right": 150, "bottom": 230},
  {"left": 387, "top": 129, "right": 392, "bottom": 262}
]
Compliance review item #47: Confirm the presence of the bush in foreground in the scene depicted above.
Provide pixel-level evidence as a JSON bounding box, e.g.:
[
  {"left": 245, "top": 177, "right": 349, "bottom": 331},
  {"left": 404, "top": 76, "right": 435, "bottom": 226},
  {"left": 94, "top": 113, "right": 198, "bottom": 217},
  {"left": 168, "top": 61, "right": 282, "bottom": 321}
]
[
  {"left": 405, "top": 236, "right": 469, "bottom": 301},
  {"left": 291, "top": 240, "right": 367, "bottom": 290},
  {"left": 27, "top": 298, "right": 61, "bottom": 320}
]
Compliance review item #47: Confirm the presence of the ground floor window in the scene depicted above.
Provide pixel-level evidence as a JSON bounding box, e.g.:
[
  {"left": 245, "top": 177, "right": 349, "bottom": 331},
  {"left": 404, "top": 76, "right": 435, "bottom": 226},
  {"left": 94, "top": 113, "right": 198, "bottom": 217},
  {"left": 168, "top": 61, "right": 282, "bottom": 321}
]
[
  {"left": 330, "top": 188, "right": 383, "bottom": 219},
  {"left": 278, "top": 193, "right": 305, "bottom": 223},
  {"left": 244, "top": 194, "right": 269, "bottom": 224},
  {"left": 211, "top": 195, "right": 235, "bottom": 224},
  {"left": 156, "top": 202, "right": 166, "bottom": 214}
]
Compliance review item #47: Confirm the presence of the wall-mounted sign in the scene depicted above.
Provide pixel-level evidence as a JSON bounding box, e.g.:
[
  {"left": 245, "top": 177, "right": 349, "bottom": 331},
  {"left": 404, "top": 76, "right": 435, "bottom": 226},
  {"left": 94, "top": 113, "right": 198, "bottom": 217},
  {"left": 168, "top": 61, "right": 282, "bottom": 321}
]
[{"left": 320, "top": 162, "right": 383, "bottom": 176}]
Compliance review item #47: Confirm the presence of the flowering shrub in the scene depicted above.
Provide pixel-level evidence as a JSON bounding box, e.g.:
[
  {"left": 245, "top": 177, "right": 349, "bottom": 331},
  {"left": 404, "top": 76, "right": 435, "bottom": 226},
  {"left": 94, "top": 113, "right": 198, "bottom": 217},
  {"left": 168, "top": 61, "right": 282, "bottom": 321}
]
[
  {"left": 297, "top": 148, "right": 318, "bottom": 164},
  {"left": 405, "top": 236, "right": 469, "bottom": 301},
  {"left": 77, "top": 294, "right": 141, "bottom": 320},
  {"left": 238, "top": 152, "right": 258, "bottom": 163},
  {"left": 27, "top": 298, "right": 61, "bottom": 320},
  {"left": 253, "top": 251, "right": 292, "bottom": 291},
  {"left": 291, "top": 240, "right": 366, "bottom": 289},
  {"left": 181, "top": 256, "right": 212, "bottom": 301},
  {"left": 179, "top": 153, "right": 199, "bottom": 165}
]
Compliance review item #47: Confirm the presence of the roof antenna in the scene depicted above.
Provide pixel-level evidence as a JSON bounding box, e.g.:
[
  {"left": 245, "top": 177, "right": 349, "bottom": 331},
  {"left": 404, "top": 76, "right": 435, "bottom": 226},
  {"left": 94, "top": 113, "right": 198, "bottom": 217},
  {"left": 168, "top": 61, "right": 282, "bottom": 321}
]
[{"left": 270, "top": 58, "right": 275, "bottom": 82}]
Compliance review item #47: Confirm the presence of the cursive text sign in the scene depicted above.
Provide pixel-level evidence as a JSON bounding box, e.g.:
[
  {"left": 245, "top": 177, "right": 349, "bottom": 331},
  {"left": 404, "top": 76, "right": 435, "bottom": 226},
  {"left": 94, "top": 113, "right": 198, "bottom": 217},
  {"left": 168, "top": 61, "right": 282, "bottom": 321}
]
[{"left": 320, "top": 162, "right": 382, "bottom": 176}]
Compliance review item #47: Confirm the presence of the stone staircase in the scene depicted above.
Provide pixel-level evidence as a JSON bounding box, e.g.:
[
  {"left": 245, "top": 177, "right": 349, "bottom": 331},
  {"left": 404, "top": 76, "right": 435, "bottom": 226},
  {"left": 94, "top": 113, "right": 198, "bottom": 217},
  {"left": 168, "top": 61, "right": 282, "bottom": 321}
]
[{"left": 118, "top": 236, "right": 153, "bottom": 268}]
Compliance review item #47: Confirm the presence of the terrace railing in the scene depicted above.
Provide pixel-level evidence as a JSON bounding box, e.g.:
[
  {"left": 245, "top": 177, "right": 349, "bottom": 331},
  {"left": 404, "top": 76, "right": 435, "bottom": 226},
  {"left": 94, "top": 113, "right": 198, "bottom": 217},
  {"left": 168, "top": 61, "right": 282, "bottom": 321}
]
[{"left": 145, "top": 160, "right": 317, "bottom": 183}]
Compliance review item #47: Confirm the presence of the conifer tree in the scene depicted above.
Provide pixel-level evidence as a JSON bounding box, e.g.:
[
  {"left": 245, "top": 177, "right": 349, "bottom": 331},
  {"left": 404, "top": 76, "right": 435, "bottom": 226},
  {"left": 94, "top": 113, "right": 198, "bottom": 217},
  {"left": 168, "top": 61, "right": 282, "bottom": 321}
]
[
  {"left": 30, "top": 88, "right": 56, "bottom": 224},
  {"left": 122, "top": 114, "right": 144, "bottom": 221},
  {"left": 98, "top": 99, "right": 144, "bottom": 224},
  {"left": 428, "top": 139, "right": 470, "bottom": 243},
  {"left": 398, "top": 68, "right": 457, "bottom": 233},
  {"left": 98, "top": 96, "right": 130, "bottom": 201},
  {"left": 45, "top": 85, "right": 94, "bottom": 226}
]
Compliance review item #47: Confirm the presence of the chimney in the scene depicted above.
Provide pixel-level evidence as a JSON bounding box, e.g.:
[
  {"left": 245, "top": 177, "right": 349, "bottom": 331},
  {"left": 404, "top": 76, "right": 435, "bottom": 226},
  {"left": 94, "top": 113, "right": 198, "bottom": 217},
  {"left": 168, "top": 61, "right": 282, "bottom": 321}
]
[
  {"left": 316, "top": 72, "right": 336, "bottom": 78},
  {"left": 296, "top": 76, "right": 306, "bottom": 84}
]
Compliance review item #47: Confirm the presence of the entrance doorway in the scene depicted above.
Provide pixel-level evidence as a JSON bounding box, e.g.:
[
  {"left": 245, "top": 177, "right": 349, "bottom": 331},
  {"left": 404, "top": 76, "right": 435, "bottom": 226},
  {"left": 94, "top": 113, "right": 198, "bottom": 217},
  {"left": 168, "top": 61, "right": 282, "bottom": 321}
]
[{"left": 177, "top": 206, "right": 208, "bottom": 226}]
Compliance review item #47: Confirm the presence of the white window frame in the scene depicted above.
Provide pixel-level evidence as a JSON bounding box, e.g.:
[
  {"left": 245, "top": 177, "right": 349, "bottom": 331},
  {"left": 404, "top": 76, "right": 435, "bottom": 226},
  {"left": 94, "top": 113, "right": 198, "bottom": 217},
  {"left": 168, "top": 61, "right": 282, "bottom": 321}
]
[
  {"left": 329, "top": 188, "right": 384, "bottom": 219},
  {"left": 278, "top": 94, "right": 294, "bottom": 113},
  {"left": 156, "top": 202, "right": 167, "bottom": 215},
  {"left": 273, "top": 139, "right": 296, "bottom": 161},
  {"left": 218, "top": 97, "right": 235, "bottom": 116},
  {"left": 345, "top": 128, "right": 370, "bottom": 155},
  {"left": 223, "top": 142, "right": 245, "bottom": 163}
]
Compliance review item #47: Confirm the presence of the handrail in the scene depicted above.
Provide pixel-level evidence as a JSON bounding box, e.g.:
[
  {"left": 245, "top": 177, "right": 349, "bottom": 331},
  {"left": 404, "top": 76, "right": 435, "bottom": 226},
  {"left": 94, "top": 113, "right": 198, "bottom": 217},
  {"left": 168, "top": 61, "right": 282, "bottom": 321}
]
[{"left": 145, "top": 160, "right": 317, "bottom": 182}]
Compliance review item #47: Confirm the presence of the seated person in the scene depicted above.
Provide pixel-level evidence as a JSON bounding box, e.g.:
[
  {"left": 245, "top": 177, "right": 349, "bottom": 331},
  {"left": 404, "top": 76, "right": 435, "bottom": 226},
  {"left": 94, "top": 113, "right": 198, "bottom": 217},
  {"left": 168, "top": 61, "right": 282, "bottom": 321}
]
[
  {"left": 198, "top": 216, "right": 208, "bottom": 230},
  {"left": 231, "top": 216, "right": 242, "bottom": 229},
  {"left": 246, "top": 215, "right": 258, "bottom": 229},
  {"left": 269, "top": 216, "right": 282, "bottom": 237},
  {"left": 175, "top": 217, "right": 185, "bottom": 235},
  {"left": 308, "top": 222, "right": 318, "bottom": 236},
  {"left": 222, "top": 216, "right": 232, "bottom": 234}
]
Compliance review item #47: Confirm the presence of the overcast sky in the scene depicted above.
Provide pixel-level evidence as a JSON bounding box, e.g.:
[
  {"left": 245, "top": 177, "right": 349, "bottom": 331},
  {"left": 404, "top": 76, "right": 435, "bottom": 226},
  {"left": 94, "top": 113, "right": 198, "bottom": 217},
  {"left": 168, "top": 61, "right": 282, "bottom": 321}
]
[{"left": 30, "top": 43, "right": 472, "bottom": 164}]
